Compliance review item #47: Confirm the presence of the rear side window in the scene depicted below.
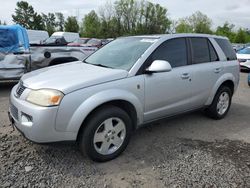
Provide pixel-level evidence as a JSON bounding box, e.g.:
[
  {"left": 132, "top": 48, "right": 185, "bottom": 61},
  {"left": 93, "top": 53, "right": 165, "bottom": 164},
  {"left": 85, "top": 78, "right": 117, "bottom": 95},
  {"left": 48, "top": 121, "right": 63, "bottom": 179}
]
[
  {"left": 190, "top": 38, "right": 210, "bottom": 64},
  {"left": 215, "top": 38, "right": 237, "bottom": 61},
  {"left": 151, "top": 38, "right": 187, "bottom": 68},
  {"left": 208, "top": 41, "right": 219, "bottom": 62}
]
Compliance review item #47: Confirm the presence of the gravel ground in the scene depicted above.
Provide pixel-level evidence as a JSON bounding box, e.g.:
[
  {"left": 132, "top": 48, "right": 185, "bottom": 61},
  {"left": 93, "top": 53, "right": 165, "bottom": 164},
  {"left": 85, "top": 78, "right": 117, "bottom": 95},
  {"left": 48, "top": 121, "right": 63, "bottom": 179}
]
[{"left": 1, "top": 73, "right": 250, "bottom": 188}]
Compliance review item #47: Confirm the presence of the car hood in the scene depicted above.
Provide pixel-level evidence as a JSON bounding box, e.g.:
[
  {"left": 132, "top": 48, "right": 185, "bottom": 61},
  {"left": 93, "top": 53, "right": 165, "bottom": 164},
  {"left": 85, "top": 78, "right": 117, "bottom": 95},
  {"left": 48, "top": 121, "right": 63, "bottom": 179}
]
[
  {"left": 21, "top": 61, "right": 128, "bottom": 93},
  {"left": 236, "top": 53, "right": 250, "bottom": 59}
]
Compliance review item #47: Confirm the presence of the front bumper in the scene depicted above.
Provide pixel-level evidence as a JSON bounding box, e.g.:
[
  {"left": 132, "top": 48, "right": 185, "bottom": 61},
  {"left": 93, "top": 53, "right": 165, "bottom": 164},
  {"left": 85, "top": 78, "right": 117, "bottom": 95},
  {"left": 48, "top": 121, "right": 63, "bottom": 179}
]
[
  {"left": 8, "top": 85, "right": 76, "bottom": 143},
  {"left": 240, "top": 61, "right": 250, "bottom": 70}
]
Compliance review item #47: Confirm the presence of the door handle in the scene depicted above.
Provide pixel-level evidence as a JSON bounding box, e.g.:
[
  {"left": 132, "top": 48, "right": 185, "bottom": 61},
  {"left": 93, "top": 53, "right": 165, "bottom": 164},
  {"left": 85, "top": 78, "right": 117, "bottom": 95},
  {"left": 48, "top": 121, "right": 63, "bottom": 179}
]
[
  {"left": 214, "top": 67, "right": 222, "bottom": 73},
  {"left": 181, "top": 73, "right": 190, "bottom": 79}
]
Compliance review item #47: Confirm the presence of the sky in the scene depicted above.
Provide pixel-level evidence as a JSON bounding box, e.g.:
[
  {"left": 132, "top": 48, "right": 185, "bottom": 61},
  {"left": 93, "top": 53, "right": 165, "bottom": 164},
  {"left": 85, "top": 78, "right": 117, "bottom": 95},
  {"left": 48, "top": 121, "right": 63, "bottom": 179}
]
[{"left": 0, "top": 0, "right": 250, "bottom": 30}]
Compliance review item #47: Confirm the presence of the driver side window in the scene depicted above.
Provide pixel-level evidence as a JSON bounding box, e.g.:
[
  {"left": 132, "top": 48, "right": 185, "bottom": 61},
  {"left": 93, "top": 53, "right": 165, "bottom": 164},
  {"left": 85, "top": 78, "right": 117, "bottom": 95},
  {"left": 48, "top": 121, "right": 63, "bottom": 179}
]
[{"left": 150, "top": 38, "right": 188, "bottom": 68}]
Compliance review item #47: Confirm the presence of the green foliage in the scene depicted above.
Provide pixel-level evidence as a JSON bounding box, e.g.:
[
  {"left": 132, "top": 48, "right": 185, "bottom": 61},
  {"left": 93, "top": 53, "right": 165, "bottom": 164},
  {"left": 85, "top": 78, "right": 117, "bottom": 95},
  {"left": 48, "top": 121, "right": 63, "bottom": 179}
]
[
  {"left": 64, "top": 16, "right": 79, "bottom": 32},
  {"left": 176, "top": 11, "right": 212, "bottom": 34},
  {"left": 81, "top": 0, "right": 171, "bottom": 38},
  {"left": 215, "top": 22, "right": 236, "bottom": 42},
  {"left": 12, "top": 1, "right": 43, "bottom": 30},
  {"left": 56, "top": 13, "right": 65, "bottom": 31},
  {"left": 42, "top": 13, "right": 56, "bottom": 35},
  {"left": 234, "top": 28, "right": 248, "bottom": 43},
  {"left": 81, "top": 11, "right": 101, "bottom": 37},
  {"left": 175, "top": 19, "right": 193, "bottom": 33},
  {"left": 10, "top": 0, "right": 250, "bottom": 43}
]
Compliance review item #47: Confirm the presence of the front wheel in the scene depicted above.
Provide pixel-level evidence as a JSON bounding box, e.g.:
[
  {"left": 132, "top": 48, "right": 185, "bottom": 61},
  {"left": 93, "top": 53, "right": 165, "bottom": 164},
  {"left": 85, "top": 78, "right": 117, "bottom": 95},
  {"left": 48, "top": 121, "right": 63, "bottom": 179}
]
[
  {"left": 205, "top": 86, "right": 232, "bottom": 120},
  {"left": 78, "top": 105, "right": 132, "bottom": 162}
]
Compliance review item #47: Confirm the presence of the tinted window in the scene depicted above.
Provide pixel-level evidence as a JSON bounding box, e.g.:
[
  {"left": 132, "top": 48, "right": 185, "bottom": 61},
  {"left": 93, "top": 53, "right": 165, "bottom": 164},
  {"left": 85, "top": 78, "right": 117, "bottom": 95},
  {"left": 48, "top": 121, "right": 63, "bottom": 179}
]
[
  {"left": 215, "top": 38, "right": 237, "bottom": 60},
  {"left": 151, "top": 38, "right": 187, "bottom": 68},
  {"left": 208, "top": 41, "right": 219, "bottom": 61},
  {"left": 190, "top": 38, "right": 210, "bottom": 64}
]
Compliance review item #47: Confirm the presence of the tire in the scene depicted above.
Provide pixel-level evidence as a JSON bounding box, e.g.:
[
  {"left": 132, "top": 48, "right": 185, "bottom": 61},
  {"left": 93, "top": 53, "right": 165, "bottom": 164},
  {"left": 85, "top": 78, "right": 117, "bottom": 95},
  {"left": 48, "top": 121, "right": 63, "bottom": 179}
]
[
  {"left": 78, "top": 105, "right": 133, "bottom": 162},
  {"left": 205, "top": 86, "right": 232, "bottom": 120}
]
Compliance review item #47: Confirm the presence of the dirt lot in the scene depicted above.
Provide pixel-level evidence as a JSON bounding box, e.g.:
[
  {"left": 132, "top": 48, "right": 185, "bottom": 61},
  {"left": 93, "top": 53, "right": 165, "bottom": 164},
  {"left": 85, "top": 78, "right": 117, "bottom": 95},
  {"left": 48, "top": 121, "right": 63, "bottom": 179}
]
[{"left": 1, "top": 73, "right": 250, "bottom": 188}]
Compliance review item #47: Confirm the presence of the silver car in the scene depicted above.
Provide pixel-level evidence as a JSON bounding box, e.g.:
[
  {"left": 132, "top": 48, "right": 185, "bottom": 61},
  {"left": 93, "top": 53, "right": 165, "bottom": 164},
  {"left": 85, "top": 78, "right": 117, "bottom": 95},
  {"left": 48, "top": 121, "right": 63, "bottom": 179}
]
[{"left": 9, "top": 34, "right": 239, "bottom": 162}]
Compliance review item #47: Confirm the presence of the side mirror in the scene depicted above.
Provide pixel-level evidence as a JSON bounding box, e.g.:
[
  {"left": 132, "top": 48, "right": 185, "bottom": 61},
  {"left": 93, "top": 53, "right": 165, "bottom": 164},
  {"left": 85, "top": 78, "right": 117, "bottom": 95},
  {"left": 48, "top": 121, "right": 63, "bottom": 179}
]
[{"left": 146, "top": 60, "right": 172, "bottom": 73}]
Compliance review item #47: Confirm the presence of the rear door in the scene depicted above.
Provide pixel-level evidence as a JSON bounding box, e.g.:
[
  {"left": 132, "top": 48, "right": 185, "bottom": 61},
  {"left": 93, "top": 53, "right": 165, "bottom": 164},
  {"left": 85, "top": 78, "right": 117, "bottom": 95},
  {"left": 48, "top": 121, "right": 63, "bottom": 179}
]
[{"left": 187, "top": 37, "right": 223, "bottom": 106}]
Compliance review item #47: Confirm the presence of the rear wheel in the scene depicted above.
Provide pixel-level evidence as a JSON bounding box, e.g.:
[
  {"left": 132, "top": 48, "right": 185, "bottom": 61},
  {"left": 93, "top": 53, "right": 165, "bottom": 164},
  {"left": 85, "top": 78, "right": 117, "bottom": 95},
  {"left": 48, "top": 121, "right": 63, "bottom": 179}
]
[
  {"left": 205, "top": 86, "right": 232, "bottom": 120},
  {"left": 78, "top": 105, "right": 132, "bottom": 162}
]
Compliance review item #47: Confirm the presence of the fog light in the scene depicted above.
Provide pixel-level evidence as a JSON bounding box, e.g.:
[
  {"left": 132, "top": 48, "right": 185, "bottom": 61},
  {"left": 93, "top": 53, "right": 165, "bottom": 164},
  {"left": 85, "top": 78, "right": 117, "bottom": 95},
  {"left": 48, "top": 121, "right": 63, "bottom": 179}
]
[{"left": 21, "top": 113, "right": 33, "bottom": 127}]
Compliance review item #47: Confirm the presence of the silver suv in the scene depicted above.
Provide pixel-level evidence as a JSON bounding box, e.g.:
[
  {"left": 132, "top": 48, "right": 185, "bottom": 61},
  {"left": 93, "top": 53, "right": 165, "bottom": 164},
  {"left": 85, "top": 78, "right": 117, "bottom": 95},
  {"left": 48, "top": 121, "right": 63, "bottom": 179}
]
[{"left": 9, "top": 34, "right": 239, "bottom": 162}]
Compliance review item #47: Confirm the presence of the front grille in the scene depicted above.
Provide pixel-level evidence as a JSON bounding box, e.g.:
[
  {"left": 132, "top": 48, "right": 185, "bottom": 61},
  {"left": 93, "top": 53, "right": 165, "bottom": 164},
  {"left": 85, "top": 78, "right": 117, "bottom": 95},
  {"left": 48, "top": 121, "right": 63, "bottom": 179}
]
[
  {"left": 16, "top": 82, "right": 26, "bottom": 98},
  {"left": 10, "top": 103, "right": 18, "bottom": 121}
]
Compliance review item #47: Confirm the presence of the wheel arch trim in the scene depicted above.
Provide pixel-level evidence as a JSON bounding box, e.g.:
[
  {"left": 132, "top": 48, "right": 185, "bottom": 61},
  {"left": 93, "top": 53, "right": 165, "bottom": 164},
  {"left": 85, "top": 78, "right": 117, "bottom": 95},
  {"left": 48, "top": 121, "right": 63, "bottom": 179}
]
[
  {"left": 205, "top": 73, "right": 236, "bottom": 105},
  {"left": 66, "top": 89, "right": 144, "bottom": 134}
]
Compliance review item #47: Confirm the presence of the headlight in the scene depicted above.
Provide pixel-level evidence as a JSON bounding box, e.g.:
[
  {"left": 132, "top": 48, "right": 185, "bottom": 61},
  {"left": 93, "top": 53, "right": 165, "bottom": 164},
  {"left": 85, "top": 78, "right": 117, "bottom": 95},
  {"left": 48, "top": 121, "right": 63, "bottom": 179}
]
[{"left": 26, "top": 89, "right": 64, "bottom": 107}]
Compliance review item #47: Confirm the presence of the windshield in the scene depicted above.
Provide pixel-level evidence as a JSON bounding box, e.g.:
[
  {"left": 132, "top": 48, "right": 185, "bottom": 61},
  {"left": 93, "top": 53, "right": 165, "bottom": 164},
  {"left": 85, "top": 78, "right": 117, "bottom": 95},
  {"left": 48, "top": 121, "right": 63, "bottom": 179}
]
[
  {"left": 84, "top": 37, "right": 156, "bottom": 70},
  {"left": 238, "top": 48, "right": 250, "bottom": 54}
]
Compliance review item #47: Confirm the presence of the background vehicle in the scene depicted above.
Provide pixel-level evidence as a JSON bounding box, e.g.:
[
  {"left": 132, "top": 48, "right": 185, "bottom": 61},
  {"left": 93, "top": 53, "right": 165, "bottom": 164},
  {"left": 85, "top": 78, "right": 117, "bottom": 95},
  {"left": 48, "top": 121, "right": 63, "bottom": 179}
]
[
  {"left": 236, "top": 47, "right": 250, "bottom": 71},
  {"left": 248, "top": 73, "right": 250, "bottom": 86},
  {"left": 67, "top": 38, "right": 90, "bottom": 47},
  {"left": 50, "top": 32, "right": 80, "bottom": 43},
  {"left": 27, "top": 30, "right": 49, "bottom": 45},
  {"left": 9, "top": 34, "right": 239, "bottom": 162},
  {"left": 0, "top": 24, "right": 30, "bottom": 80},
  {"left": 0, "top": 26, "right": 87, "bottom": 80},
  {"left": 83, "top": 38, "right": 103, "bottom": 48}
]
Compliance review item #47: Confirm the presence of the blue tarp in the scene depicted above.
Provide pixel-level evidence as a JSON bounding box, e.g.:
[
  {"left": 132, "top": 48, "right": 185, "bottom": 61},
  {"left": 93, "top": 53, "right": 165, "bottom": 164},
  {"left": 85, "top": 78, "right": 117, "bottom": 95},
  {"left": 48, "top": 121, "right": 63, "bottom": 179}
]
[{"left": 0, "top": 24, "right": 29, "bottom": 53}]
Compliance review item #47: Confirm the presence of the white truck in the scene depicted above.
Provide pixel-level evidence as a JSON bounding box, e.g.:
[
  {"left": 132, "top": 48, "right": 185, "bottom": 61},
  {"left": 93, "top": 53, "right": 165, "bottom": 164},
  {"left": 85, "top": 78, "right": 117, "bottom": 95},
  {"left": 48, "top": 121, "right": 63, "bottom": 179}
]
[{"left": 27, "top": 30, "right": 49, "bottom": 45}]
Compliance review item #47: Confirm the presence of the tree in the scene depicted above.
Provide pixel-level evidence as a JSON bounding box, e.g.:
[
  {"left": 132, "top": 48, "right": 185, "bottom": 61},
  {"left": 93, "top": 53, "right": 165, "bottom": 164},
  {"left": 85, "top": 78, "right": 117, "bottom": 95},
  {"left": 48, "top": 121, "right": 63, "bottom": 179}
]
[
  {"left": 42, "top": 13, "right": 56, "bottom": 35},
  {"left": 33, "top": 13, "right": 45, "bottom": 30},
  {"left": 234, "top": 28, "right": 247, "bottom": 43},
  {"left": 56, "top": 12, "right": 65, "bottom": 31},
  {"left": 64, "top": 16, "right": 79, "bottom": 32},
  {"left": 12, "top": 1, "right": 42, "bottom": 29},
  {"left": 176, "top": 11, "right": 212, "bottom": 34},
  {"left": 81, "top": 10, "right": 101, "bottom": 37},
  {"left": 175, "top": 19, "right": 193, "bottom": 33},
  {"left": 216, "top": 22, "right": 235, "bottom": 42},
  {"left": 140, "top": 2, "right": 171, "bottom": 34}
]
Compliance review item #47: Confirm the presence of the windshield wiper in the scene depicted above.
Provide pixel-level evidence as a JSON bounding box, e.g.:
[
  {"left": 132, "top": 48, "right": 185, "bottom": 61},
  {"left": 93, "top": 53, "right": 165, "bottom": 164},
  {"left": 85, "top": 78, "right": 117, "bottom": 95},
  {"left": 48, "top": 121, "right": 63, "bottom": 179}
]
[
  {"left": 93, "top": 64, "right": 113, "bottom": 69},
  {"left": 83, "top": 60, "right": 113, "bottom": 69}
]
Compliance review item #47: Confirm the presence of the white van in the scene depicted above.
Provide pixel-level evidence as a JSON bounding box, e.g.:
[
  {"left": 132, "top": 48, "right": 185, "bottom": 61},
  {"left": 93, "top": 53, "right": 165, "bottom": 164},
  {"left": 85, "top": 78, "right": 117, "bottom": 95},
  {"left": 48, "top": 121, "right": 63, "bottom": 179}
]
[
  {"left": 27, "top": 30, "right": 49, "bottom": 44},
  {"left": 51, "top": 32, "right": 80, "bottom": 43}
]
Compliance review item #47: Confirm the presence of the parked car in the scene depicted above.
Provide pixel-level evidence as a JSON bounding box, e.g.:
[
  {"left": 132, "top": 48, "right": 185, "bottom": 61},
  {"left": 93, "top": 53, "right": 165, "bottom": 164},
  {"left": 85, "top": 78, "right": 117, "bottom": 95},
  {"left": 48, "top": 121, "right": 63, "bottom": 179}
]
[
  {"left": 27, "top": 30, "right": 49, "bottom": 45},
  {"left": 0, "top": 24, "right": 30, "bottom": 80},
  {"left": 83, "top": 38, "right": 102, "bottom": 48},
  {"left": 9, "top": 34, "right": 239, "bottom": 162},
  {"left": 236, "top": 47, "right": 250, "bottom": 71},
  {"left": 50, "top": 32, "right": 80, "bottom": 43},
  {"left": 248, "top": 73, "right": 250, "bottom": 86},
  {"left": 43, "top": 36, "right": 68, "bottom": 46},
  {"left": 101, "top": 38, "right": 114, "bottom": 46},
  {"left": 67, "top": 38, "right": 90, "bottom": 47}
]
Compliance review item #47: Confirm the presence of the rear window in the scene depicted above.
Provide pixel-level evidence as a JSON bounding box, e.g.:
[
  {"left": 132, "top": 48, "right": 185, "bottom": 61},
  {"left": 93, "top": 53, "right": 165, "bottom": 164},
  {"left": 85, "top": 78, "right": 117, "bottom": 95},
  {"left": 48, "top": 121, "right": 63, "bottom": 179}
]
[{"left": 215, "top": 38, "right": 237, "bottom": 61}]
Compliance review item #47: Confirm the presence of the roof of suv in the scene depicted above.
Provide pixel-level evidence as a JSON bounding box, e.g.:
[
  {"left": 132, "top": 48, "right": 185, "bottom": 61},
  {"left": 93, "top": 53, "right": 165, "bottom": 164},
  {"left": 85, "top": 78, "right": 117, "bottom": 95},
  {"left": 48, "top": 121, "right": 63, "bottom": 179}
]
[{"left": 125, "top": 33, "right": 229, "bottom": 40}]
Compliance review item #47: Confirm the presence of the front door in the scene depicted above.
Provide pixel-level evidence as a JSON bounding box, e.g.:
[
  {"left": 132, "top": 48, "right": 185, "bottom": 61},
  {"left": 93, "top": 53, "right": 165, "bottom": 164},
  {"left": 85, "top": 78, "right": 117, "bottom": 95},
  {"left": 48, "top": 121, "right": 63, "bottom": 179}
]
[{"left": 143, "top": 38, "right": 196, "bottom": 122}]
